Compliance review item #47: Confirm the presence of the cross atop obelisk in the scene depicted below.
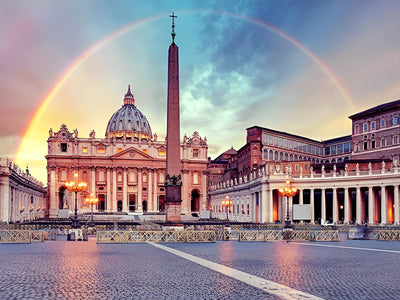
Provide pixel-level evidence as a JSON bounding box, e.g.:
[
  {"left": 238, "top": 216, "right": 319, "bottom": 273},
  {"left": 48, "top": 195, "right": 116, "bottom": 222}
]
[
  {"left": 165, "top": 12, "right": 182, "bottom": 223},
  {"left": 169, "top": 12, "right": 177, "bottom": 41}
]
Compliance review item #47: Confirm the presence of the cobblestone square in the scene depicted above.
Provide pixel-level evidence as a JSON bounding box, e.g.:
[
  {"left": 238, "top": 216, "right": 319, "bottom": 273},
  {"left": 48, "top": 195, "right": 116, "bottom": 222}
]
[{"left": 1, "top": 236, "right": 400, "bottom": 299}]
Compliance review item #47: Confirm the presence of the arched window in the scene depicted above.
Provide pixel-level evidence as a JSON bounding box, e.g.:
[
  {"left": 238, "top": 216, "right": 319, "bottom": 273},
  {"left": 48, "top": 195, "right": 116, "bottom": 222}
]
[
  {"left": 285, "top": 153, "right": 288, "bottom": 161},
  {"left": 117, "top": 172, "right": 122, "bottom": 182},
  {"left": 269, "top": 150, "right": 273, "bottom": 160},
  {"left": 263, "top": 149, "right": 268, "bottom": 159},
  {"left": 274, "top": 151, "right": 278, "bottom": 160}
]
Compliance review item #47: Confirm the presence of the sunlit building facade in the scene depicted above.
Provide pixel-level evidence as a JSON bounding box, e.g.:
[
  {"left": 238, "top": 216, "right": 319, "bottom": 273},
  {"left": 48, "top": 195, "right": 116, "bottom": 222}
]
[
  {"left": 0, "top": 158, "right": 46, "bottom": 223},
  {"left": 210, "top": 99, "right": 400, "bottom": 225},
  {"left": 46, "top": 87, "right": 208, "bottom": 218}
]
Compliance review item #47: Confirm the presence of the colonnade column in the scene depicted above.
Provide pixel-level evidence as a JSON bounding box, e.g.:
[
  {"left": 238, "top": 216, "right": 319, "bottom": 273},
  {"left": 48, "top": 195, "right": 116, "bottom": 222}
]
[
  {"left": 332, "top": 188, "right": 338, "bottom": 223},
  {"left": 321, "top": 188, "right": 326, "bottom": 223},
  {"left": 106, "top": 168, "right": 112, "bottom": 211},
  {"left": 122, "top": 169, "right": 127, "bottom": 212},
  {"left": 181, "top": 170, "right": 188, "bottom": 213},
  {"left": 344, "top": 187, "right": 350, "bottom": 223},
  {"left": 299, "top": 189, "right": 303, "bottom": 205},
  {"left": 137, "top": 169, "right": 142, "bottom": 212},
  {"left": 356, "top": 187, "right": 361, "bottom": 224},
  {"left": 148, "top": 169, "right": 153, "bottom": 212},
  {"left": 394, "top": 185, "right": 399, "bottom": 224},
  {"left": 112, "top": 168, "right": 117, "bottom": 212},
  {"left": 266, "top": 187, "right": 272, "bottom": 223},
  {"left": 381, "top": 185, "right": 387, "bottom": 224},
  {"left": 310, "top": 188, "right": 315, "bottom": 224},
  {"left": 368, "top": 186, "right": 374, "bottom": 225}
]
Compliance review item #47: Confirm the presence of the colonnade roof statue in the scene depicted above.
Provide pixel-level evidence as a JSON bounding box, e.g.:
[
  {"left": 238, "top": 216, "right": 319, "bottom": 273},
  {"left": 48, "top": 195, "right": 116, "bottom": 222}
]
[{"left": 105, "top": 85, "right": 153, "bottom": 140}]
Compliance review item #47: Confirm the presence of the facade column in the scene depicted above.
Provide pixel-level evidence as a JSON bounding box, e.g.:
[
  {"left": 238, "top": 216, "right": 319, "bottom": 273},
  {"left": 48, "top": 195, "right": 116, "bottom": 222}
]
[
  {"left": 112, "top": 168, "right": 117, "bottom": 212},
  {"left": 310, "top": 188, "right": 315, "bottom": 224},
  {"left": 394, "top": 185, "right": 399, "bottom": 224},
  {"left": 356, "top": 186, "right": 362, "bottom": 224},
  {"left": 299, "top": 189, "right": 303, "bottom": 205},
  {"left": 153, "top": 170, "right": 158, "bottom": 212},
  {"left": 91, "top": 168, "right": 96, "bottom": 195},
  {"left": 267, "top": 187, "right": 273, "bottom": 223},
  {"left": 332, "top": 188, "right": 338, "bottom": 223},
  {"left": 122, "top": 168, "right": 127, "bottom": 212},
  {"left": 148, "top": 169, "right": 153, "bottom": 212},
  {"left": 344, "top": 187, "right": 350, "bottom": 223},
  {"left": 381, "top": 185, "right": 387, "bottom": 224},
  {"left": 368, "top": 186, "right": 374, "bottom": 225},
  {"left": 137, "top": 169, "right": 142, "bottom": 212},
  {"left": 49, "top": 168, "right": 58, "bottom": 218},
  {"left": 321, "top": 188, "right": 326, "bottom": 223},
  {"left": 201, "top": 171, "right": 207, "bottom": 212},
  {"left": 181, "top": 170, "right": 189, "bottom": 213},
  {"left": 106, "top": 168, "right": 112, "bottom": 212}
]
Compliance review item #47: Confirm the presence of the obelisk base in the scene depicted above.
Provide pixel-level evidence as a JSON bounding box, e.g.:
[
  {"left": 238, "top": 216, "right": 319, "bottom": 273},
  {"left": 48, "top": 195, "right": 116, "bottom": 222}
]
[{"left": 165, "top": 185, "right": 182, "bottom": 223}]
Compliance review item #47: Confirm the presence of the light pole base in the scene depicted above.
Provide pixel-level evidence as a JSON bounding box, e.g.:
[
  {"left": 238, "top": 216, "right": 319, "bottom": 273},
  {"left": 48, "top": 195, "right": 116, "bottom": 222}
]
[
  {"left": 71, "top": 218, "right": 81, "bottom": 229},
  {"left": 284, "top": 220, "right": 292, "bottom": 229}
]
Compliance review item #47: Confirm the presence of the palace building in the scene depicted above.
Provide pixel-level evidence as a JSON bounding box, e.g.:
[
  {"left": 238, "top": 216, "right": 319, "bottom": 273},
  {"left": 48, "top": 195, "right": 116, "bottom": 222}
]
[
  {"left": 210, "top": 99, "right": 400, "bottom": 225},
  {"left": 46, "top": 86, "right": 208, "bottom": 219}
]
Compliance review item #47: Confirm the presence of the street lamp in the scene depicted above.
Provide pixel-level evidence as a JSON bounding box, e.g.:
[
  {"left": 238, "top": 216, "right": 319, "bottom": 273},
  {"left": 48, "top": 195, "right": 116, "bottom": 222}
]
[
  {"left": 278, "top": 178, "right": 298, "bottom": 228},
  {"left": 65, "top": 172, "right": 87, "bottom": 228},
  {"left": 221, "top": 195, "right": 233, "bottom": 220},
  {"left": 85, "top": 193, "right": 99, "bottom": 227}
]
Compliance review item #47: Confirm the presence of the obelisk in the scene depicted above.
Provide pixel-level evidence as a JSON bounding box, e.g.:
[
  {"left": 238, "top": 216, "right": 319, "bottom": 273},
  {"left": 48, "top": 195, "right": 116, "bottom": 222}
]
[{"left": 165, "top": 12, "right": 182, "bottom": 223}]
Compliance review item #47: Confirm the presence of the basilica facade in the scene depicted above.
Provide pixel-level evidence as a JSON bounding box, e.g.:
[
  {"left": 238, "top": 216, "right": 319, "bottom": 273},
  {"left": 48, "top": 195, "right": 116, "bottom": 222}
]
[{"left": 46, "top": 86, "right": 208, "bottom": 218}]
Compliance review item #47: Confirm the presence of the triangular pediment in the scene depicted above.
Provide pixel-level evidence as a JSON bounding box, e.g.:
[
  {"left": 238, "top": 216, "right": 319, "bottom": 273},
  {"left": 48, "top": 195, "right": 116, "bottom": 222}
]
[{"left": 111, "top": 147, "right": 153, "bottom": 160}]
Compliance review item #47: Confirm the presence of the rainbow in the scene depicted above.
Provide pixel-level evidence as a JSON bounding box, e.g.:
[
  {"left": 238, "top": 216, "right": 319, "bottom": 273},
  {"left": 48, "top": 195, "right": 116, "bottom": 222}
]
[
  {"left": 223, "top": 12, "right": 356, "bottom": 111},
  {"left": 16, "top": 10, "right": 354, "bottom": 164}
]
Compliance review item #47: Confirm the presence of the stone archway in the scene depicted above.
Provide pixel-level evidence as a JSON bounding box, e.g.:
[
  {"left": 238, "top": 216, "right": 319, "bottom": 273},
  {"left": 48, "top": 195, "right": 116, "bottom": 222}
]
[
  {"left": 191, "top": 189, "right": 200, "bottom": 212},
  {"left": 58, "top": 186, "right": 69, "bottom": 209}
]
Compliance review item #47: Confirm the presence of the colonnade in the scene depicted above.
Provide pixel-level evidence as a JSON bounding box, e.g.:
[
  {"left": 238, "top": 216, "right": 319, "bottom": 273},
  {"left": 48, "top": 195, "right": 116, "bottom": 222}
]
[{"left": 210, "top": 172, "right": 400, "bottom": 225}]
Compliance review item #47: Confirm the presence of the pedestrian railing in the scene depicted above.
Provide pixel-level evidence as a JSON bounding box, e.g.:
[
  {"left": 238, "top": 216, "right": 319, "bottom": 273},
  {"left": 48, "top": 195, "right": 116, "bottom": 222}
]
[
  {"left": 377, "top": 230, "right": 400, "bottom": 241},
  {"left": 96, "top": 230, "right": 216, "bottom": 243},
  {"left": 0, "top": 230, "right": 46, "bottom": 243},
  {"left": 238, "top": 229, "right": 339, "bottom": 242}
]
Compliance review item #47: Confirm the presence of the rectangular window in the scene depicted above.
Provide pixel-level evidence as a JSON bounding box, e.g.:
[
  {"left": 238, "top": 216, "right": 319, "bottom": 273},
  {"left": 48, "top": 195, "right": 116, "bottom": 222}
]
[
  {"left": 355, "top": 125, "right": 359, "bottom": 134},
  {"left": 193, "top": 149, "right": 199, "bottom": 157},
  {"left": 394, "top": 136, "right": 399, "bottom": 145},
  {"left": 363, "top": 123, "right": 368, "bottom": 132},
  {"left": 371, "top": 121, "right": 376, "bottom": 130},
  {"left": 371, "top": 140, "right": 375, "bottom": 149},
  {"left": 82, "top": 147, "right": 88, "bottom": 153},
  {"left": 393, "top": 116, "right": 399, "bottom": 125},
  {"left": 381, "top": 119, "right": 385, "bottom": 128},
  {"left": 61, "top": 143, "right": 67, "bottom": 152},
  {"left": 97, "top": 147, "right": 105, "bottom": 154},
  {"left": 158, "top": 149, "right": 166, "bottom": 156},
  {"left": 381, "top": 138, "right": 386, "bottom": 147},
  {"left": 193, "top": 172, "right": 199, "bottom": 185}
]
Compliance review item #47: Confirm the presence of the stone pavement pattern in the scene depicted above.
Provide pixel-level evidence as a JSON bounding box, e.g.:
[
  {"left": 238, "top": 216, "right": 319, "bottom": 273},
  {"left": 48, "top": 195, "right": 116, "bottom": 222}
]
[{"left": 0, "top": 236, "right": 400, "bottom": 299}]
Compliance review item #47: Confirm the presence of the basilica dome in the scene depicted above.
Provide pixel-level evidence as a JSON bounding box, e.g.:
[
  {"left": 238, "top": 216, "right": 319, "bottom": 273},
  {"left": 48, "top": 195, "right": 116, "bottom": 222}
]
[{"left": 105, "top": 86, "right": 153, "bottom": 140}]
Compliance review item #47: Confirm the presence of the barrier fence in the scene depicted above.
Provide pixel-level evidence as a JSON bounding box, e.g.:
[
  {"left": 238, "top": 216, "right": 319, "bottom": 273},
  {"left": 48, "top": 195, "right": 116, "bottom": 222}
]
[{"left": 0, "top": 230, "right": 46, "bottom": 243}]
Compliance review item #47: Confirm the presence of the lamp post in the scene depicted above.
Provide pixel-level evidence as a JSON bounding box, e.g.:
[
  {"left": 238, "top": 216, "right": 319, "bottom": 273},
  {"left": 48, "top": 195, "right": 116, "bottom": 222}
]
[
  {"left": 221, "top": 195, "right": 233, "bottom": 220},
  {"left": 65, "top": 172, "right": 87, "bottom": 229},
  {"left": 278, "top": 178, "right": 298, "bottom": 228},
  {"left": 85, "top": 193, "right": 99, "bottom": 227}
]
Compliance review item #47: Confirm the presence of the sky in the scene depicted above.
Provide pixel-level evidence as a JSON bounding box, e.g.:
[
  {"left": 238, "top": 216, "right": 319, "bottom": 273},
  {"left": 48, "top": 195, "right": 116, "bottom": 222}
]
[{"left": 1, "top": 0, "right": 399, "bottom": 184}]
